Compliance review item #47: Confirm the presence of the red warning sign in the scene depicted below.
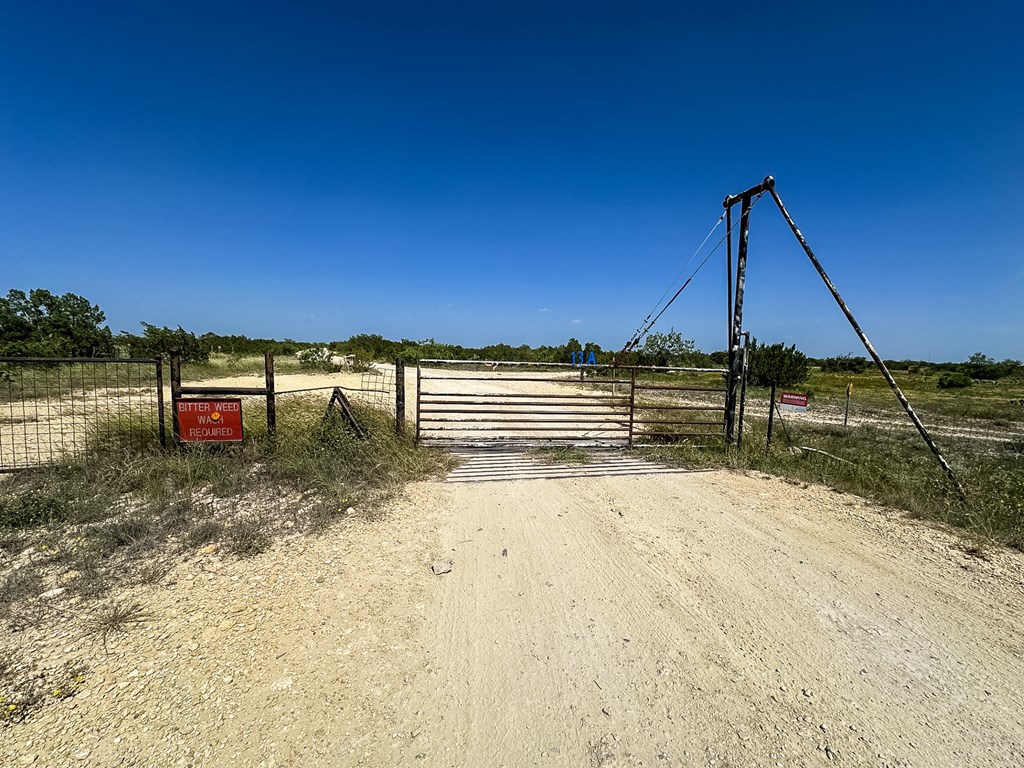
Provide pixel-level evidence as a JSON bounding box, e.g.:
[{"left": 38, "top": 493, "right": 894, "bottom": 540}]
[
  {"left": 176, "top": 398, "right": 243, "bottom": 442},
  {"left": 779, "top": 392, "right": 809, "bottom": 411}
]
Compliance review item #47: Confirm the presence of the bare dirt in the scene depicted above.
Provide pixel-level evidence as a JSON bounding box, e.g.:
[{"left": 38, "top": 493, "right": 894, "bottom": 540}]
[{"left": 4, "top": 457, "right": 1024, "bottom": 767}]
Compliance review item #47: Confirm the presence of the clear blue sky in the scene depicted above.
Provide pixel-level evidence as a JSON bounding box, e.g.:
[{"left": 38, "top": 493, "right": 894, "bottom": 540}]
[{"left": 1, "top": 1, "right": 1021, "bottom": 360}]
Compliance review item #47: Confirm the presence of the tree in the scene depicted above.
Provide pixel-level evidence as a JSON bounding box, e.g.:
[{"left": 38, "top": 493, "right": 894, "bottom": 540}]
[
  {"left": 746, "top": 339, "right": 809, "bottom": 387},
  {"left": 561, "top": 337, "right": 583, "bottom": 363},
  {"left": 0, "top": 289, "right": 114, "bottom": 357},
  {"left": 820, "top": 354, "right": 870, "bottom": 374},
  {"left": 963, "top": 352, "right": 1020, "bottom": 381},
  {"left": 642, "top": 330, "right": 697, "bottom": 367},
  {"left": 120, "top": 323, "right": 209, "bottom": 363}
]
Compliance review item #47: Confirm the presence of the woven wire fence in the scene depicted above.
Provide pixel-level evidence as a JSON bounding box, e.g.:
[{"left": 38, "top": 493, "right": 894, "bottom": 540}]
[
  {"left": 0, "top": 358, "right": 165, "bottom": 471},
  {"left": 354, "top": 365, "right": 396, "bottom": 414},
  {"left": 274, "top": 364, "right": 397, "bottom": 416}
]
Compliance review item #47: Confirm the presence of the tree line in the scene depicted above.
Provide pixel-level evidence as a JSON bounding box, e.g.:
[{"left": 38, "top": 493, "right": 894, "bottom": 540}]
[{"left": 1, "top": 289, "right": 1017, "bottom": 387}]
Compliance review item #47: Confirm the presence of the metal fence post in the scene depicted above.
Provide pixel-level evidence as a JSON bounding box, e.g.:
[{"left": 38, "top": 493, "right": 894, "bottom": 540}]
[
  {"left": 395, "top": 358, "right": 406, "bottom": 436},
  {"left": 264, "top": 352, "right": 276, "bottom": 441},
  {"left": 170, "top": 351, "right": 182, "bottom": 447},
  {"left": 628, "top": 368, "right": 636, "bottom": 448},
  {"left": 766, "top": 381, "right": 777, "bottom": 449},
  {"left": 414, "top": 363, "right": 421, "bottom": 444},
  {"left": 155, "top": 357, "right": 167, "bottom": 448},
  {"left": 736, "top": 332, "right": 750, "bottom": 449}
]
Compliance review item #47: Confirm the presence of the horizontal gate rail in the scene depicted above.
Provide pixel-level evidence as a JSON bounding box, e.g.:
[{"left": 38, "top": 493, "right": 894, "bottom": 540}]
[
  {"left": 632, "top": 404, "right": 726, "bottom": 411},
  {"left": 420, "top": 375, "right": 631, "bottom": 385},
  {"left": 419, "top": 397, "right": 626, "bottom": 403},
  {"left": 415, "top": 361, "right": 729, "bottom": 448},
  {"left": 634, "top": 384, "right": 727, "bottom": 393},
  {"left": 418, "top": 425, "right": 631, "bottom": 432},
  {"left": 632, "top": 419, "right": 725, "bottom": 426},
  {"left": 420, "top": 417, "right": 629, "bottom": 424},
  {"left": 625, "top": 371, "right": 728, "bottom": 446},
  {"left": 420, "top": 408, "right": 626, "bottom": 415}
]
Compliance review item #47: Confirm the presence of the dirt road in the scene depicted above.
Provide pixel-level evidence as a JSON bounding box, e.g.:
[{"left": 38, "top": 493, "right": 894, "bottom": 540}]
[{"left": 6, "top": 453, "right": 1024, "bottom": 768}]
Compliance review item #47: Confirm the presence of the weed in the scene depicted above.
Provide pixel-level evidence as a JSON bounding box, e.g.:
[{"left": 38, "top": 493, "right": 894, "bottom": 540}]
[
  {"left": 0, "top": 566, "right": 43, "bottom": 623},
  {"left": 133, "top": 558, "right": 173, "bottom": 585},
  {"left": 0, "top": 489, "right": 70, "bottom": 528},
  {"left": 85, "top": 599, "right": 151, "bottom": 650},
  {"left": 184, "top": 518, "right": 224, "bottom": 549},
  {"left": 227, "top": 514, "right": 270, "bottom": 558},
  {"left": 94, "top": 515, "right": 157, "bottom": 556},
  {"left": 0, "top": 656, "right": 88, "bottom": 725}
]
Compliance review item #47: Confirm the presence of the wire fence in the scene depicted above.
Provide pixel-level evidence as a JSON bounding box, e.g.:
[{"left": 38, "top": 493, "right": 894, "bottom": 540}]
[
  {"left": 273, "top": 364, "right": 397, "bottom": 414},
  {"left": 0, "top": 358, "right": 165, "bottom": 471},
  {"left": 356, "top": 365, "right": 396, "bottom": 414}
]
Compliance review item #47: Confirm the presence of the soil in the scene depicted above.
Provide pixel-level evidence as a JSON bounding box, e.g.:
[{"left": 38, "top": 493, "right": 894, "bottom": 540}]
[{"left": 4, "top": 458, "right": 1024, "bottom": 767}]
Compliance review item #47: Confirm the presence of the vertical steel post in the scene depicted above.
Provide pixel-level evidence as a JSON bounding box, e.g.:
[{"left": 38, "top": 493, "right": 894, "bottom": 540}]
[
  {"left": 170, "top": 351, "right": 182, "bottom": 447},
  {"left": 264, "top": 352, "right": 276, "bottom": 442},
  {"left": 415, "top": 363, "right": 422, "bottom": 444},
  {"left": 736, "top": 332, "right": 750, "bottom": 449},
  {"left": 155, "top": 357, "right": 166, "bottom": 448},
  {"left": 766, "top": 381, "right": 777, "bottom": 449},
  {"left": 395, "top": 358, "right": 406, "bottom": 436},
  {"left": 726, "top": 204, "right": 734, "bottom": 352},
  {"left": 628, "top": 368, "right": 636, "bottom": 447},
  {"left": 725, "top": 194, "right": 752, "bottom": 442}
]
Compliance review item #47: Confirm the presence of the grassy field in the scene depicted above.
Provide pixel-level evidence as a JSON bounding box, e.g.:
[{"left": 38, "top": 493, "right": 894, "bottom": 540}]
[
  {"left": 181, "top": 352, "right": 309, "bottom": 379},
  {"left": 636, "top": 366, "right": 1024, "bottom": 551}
]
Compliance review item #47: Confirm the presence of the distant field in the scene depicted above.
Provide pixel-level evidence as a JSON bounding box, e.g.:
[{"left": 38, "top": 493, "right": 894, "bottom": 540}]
[{"left": 635, "top": 366, "right": 1024, "bottom": 550}]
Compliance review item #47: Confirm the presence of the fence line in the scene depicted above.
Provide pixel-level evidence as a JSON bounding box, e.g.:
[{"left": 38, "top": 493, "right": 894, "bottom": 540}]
[{"left": 0, "top": 357, "right": 165, "bottom": 471}]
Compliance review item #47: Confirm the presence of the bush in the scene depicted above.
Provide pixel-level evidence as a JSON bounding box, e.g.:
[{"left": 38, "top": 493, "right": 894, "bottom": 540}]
[
  {"left": 820, "top": 354, "right": 870, "bottom": 374},
  {"left": 962, "top": 353, "right": 1021, "bottom": 381},
  {"left": 937, "top": 372, "right": 972, "bottom": 389},
  {"left": 747, "top": 339, "right": 809, "bottom": 387}
]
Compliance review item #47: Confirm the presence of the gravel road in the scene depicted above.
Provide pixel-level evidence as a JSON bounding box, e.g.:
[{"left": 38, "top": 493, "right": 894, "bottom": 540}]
[{"left": 4, "top": 454, "right": 1023, "bottom": 768}]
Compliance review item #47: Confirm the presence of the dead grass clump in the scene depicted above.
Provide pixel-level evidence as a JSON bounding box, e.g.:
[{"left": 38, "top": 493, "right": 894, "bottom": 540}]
[
  {"left": 227, "top": 514, "right": 270, "bottom": 558},
  {"left": 85, "top": 599, "right": 151, "bottom": 650},
  {"left": 0, "top": 567, "right": 44, "bottom": 626}
]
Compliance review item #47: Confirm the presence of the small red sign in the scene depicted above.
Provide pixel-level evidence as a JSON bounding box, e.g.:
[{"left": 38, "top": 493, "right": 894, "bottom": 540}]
[
  {"left": 779, "top": 392, "right": 809, "bottom": 411},
  {"left": 176, "top": 398, "right": 243, "bottom": 442}
]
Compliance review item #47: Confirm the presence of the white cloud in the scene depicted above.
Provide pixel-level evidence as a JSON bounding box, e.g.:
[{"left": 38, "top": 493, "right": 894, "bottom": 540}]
[
  {"left": 571, "top": 319, "right": 582, "bottom": 325},
  {"left": 538, "top": 307, "right": 551, "bottom": 313}
]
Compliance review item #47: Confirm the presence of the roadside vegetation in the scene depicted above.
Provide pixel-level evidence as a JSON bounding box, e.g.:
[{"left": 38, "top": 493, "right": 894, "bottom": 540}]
[
  {"left": 0, "top": 397, "right": 449, "bottom": 723},
  {"left": 635, "top": 363, "right": 1024, "bottom": 552}
]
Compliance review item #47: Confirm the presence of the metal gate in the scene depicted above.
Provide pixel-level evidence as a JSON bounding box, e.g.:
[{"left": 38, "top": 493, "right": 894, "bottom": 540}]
[{"left": 415, "top": 360, "right": 727, "bottom": 447}]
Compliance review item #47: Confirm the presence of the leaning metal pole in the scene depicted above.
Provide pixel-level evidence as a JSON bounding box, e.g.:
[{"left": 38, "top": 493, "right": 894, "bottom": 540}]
[
  {"left": 723, "top": 176, "right": 775, "bottom": 442},
  {"left": 767, "top": 185, "right": 967, "bottom": 502}
]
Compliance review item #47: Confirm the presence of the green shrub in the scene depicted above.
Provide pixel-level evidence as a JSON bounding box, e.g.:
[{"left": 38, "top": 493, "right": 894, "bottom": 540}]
[
  {"left": 0, "top": 490, "right": 70, "bottom": 529},
  {"left": 747, "top": 339, "right": 809, "bottom": 387},
  {"left": 937, "top": 372, "right": 972, "bottom": 389},
  {"left": 820, "top": 354, "right": 870, "bottom": 374}
]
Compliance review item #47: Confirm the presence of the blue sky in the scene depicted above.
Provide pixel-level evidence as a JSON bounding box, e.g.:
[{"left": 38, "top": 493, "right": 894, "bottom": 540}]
[{"left": 1, "top": 1, "right": 1021, "bottom": 360}]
